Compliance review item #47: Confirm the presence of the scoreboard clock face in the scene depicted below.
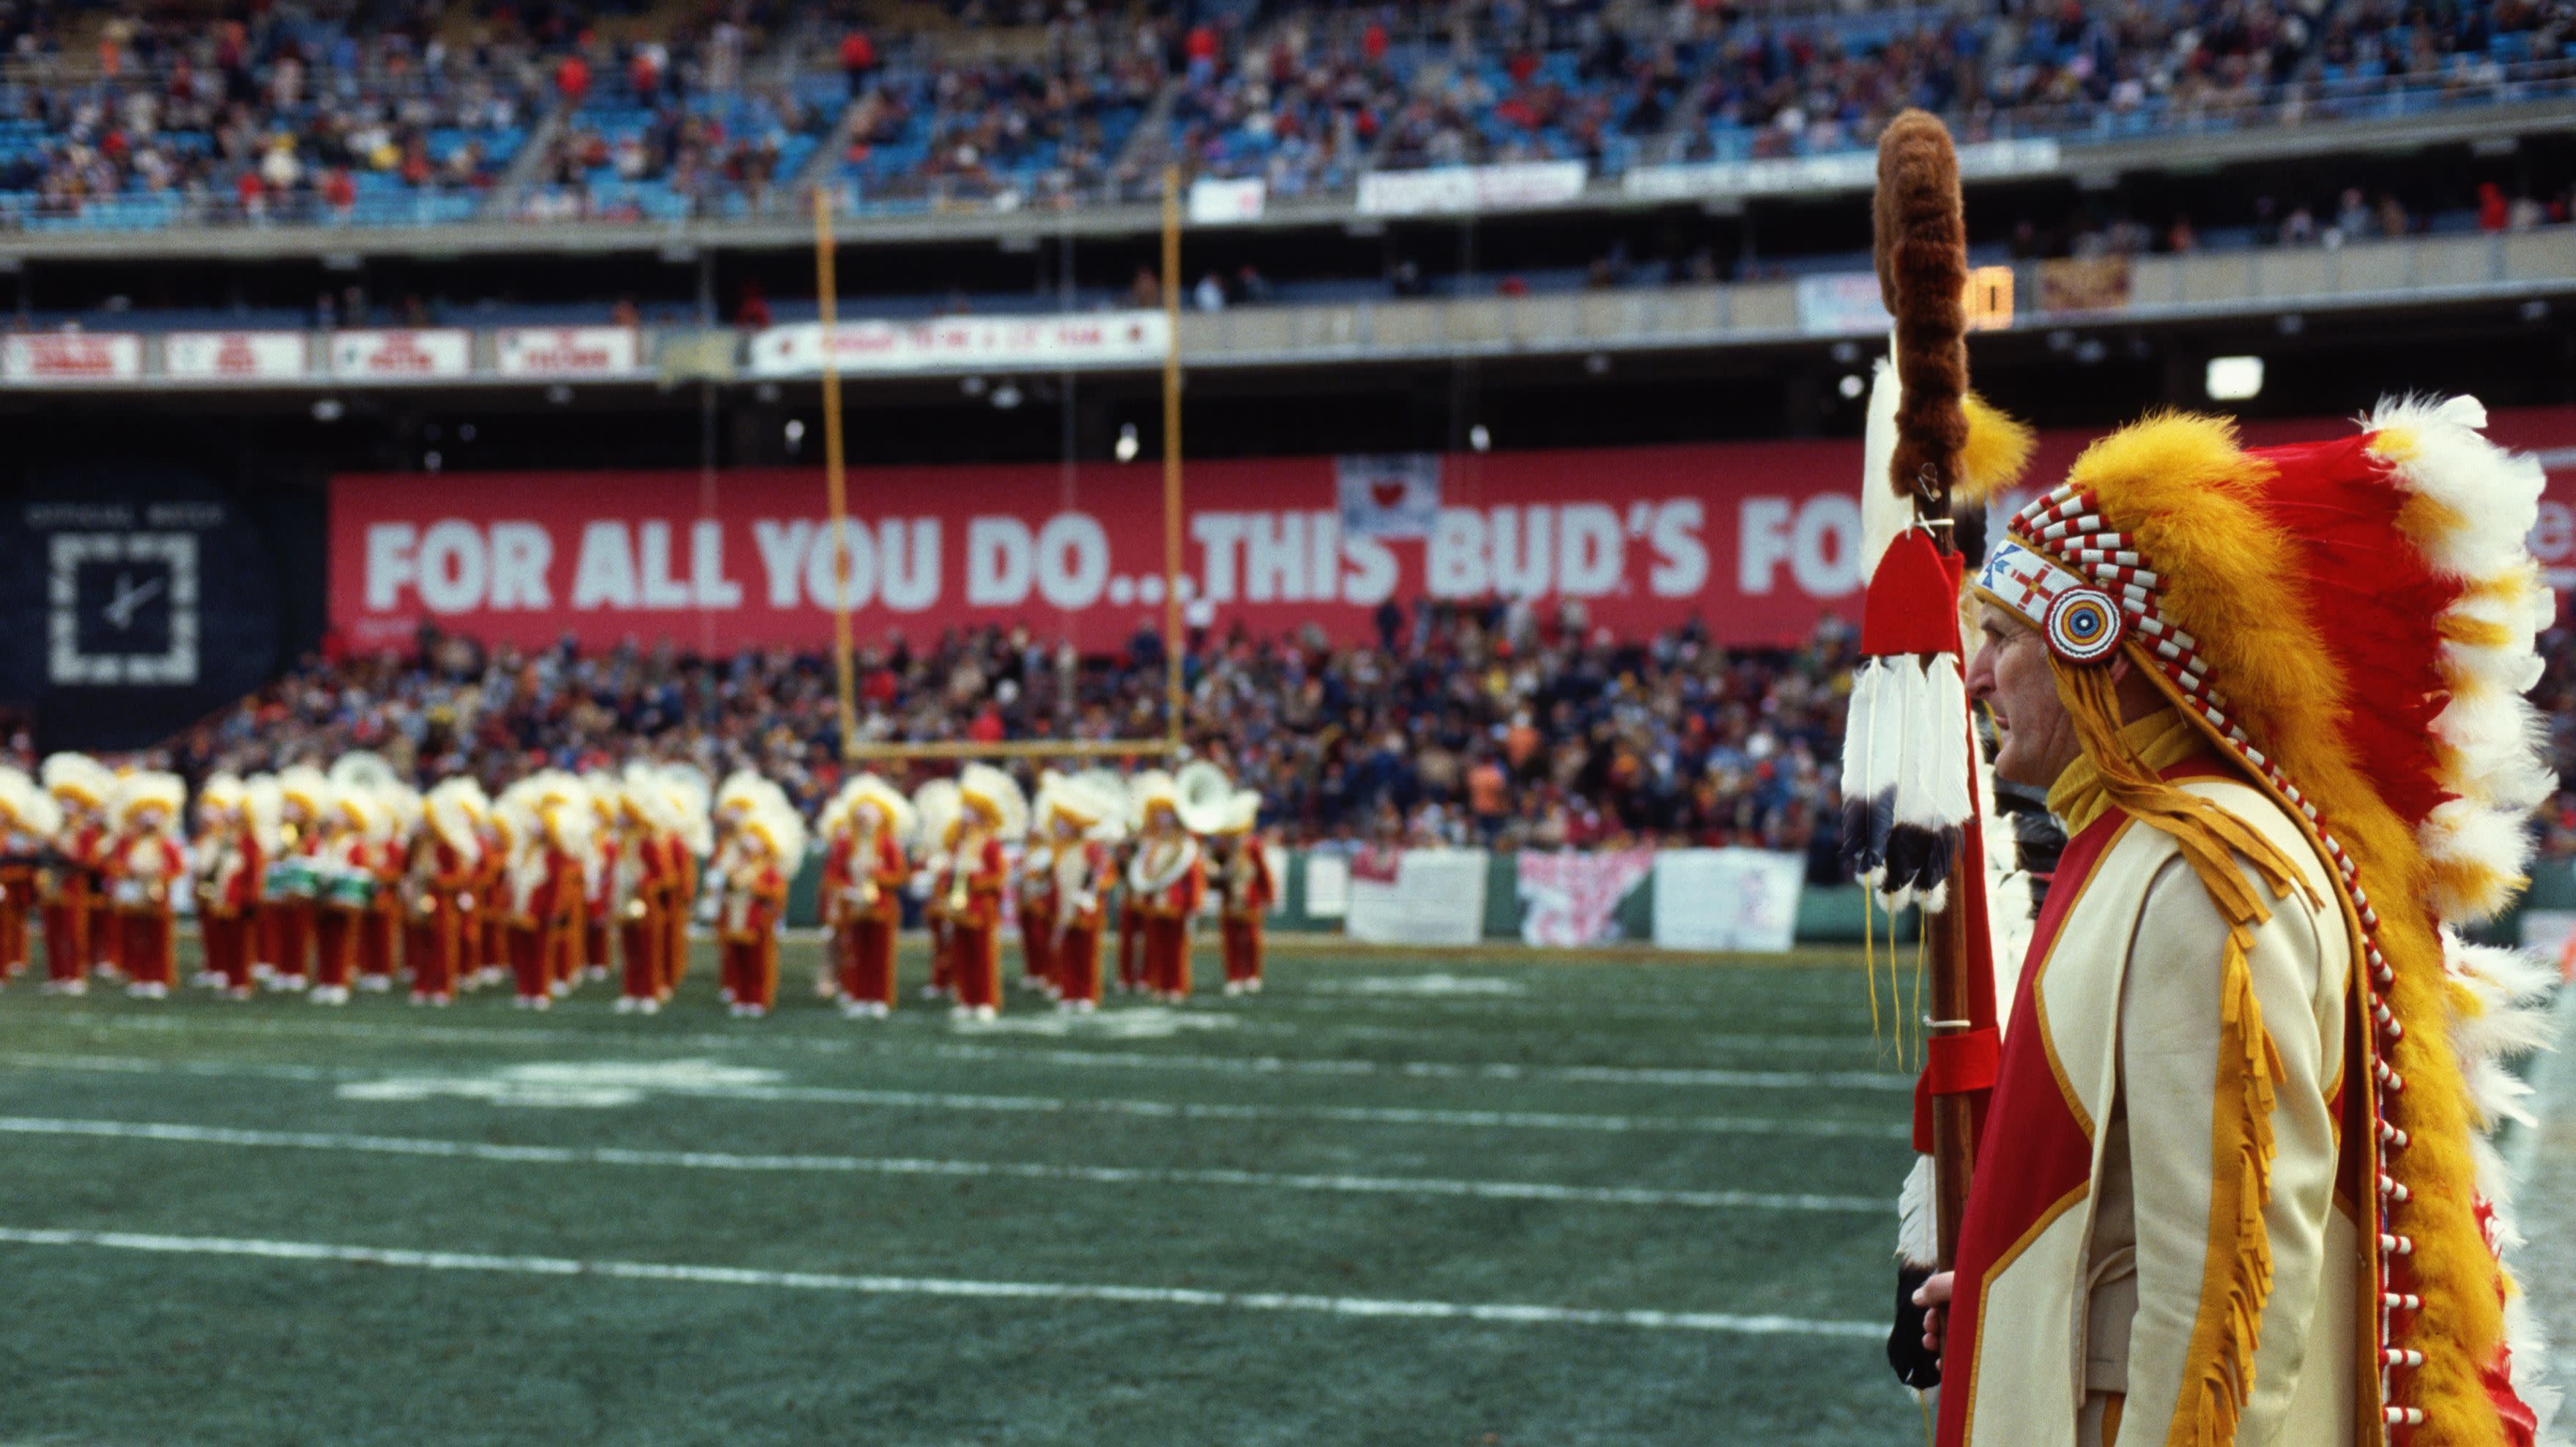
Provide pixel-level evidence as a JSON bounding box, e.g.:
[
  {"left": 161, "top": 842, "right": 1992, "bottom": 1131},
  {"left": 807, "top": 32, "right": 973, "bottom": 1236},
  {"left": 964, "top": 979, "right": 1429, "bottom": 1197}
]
[
  {"left": 50, "top": 532, "right": 201, "bottom": 686},
  {"left": 0, "top": 473, "right": 284, "bottom": 753}
]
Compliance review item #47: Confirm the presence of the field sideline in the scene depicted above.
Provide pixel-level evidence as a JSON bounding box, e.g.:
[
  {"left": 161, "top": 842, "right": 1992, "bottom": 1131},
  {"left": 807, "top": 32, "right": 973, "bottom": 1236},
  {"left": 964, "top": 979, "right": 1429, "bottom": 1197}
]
[{"left": 0, "top": 937, "right": 2562, "bottom": 1446}]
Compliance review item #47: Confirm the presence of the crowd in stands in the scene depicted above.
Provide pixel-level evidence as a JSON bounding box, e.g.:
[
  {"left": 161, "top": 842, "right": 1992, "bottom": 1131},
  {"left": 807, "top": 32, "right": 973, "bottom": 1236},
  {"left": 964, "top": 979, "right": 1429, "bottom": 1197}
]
[
  {"left": 8, "top": 598, "right": 2561, "bottom": 878},
  {"left": 0, "top": 0, "right": 2570, "bottom": 230},
  {"left": 152, "top": 603, "right": 1846, "bottom": 869}
]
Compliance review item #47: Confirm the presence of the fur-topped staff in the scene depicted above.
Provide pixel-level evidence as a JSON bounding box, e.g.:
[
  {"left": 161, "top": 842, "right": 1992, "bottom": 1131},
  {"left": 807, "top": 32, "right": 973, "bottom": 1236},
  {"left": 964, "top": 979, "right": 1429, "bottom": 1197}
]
[{"left": 1846, "top": 112, "right": 2035, "bottom": 1391}]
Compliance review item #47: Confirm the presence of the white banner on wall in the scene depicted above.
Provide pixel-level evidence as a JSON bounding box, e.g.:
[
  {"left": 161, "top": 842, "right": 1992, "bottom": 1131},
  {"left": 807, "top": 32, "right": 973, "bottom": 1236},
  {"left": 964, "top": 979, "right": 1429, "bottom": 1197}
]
[
  {"left": 1517, "top": 848, "right": 1655, "bottom": 947},
  {"left": 1621, "top": 138, "right": 2061, "bottom": 203},
  {"left": 1356, "top": 161, "right": 1587, "bottom": 216},
  {"left": 494, "top": 326, "right": 641, "bottom": 378},
  {"left": 330, "top": 328, "right": 472, "bottom": 380},
  {"left": 1304, "top": 853, "right": 1351, "bottom": 919},
  {"left": 748, "top": 313, "right": 1168, "bottom": 378},
  {"left": 1345, "top": 849, "right": 1488, "bottom": 946},
  {"left": 1651, "top": 849, "right": 1805, "bottom": 953},
  {"left": 1188, "top": 176, "right": 1268, "bottom": 224},
  {"left": 165, "top": 330, "right": 311, "bottom": 382},
  {"left": 3, "top": 332, "right": 143, "bottom": 383}
]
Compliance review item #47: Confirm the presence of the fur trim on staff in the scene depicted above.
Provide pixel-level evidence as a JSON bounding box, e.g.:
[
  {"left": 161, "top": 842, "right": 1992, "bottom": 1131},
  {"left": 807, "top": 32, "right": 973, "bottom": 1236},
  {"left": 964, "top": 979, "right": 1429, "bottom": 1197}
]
[{"left": 1874, "top": 110, "right": 1967, "bottom": 506}]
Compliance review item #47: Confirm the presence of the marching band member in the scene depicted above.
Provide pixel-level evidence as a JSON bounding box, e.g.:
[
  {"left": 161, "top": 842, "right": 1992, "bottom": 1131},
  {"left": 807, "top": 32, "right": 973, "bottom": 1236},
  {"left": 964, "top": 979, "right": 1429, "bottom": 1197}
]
[
  {"left": 503, "top": 774, "right": 591, "bottom": 1009},
  {"left": 266, "top": 765, "right": 333, "bottom": 992},
  {"left": 39, "top": 754, "right": 113, "bottom": 994},
  {"left": 1113, "top": 838, "right": 1146, "bottom": 994},
  {"left": 404, "top": 778, "right": 483, "bottom": 1007},
  {"left": 242, "top": 775, "right": 283, "bottom": 983},
  {"left": 1126, "top": 770, "right": 1203, "bottom": 1003},
  {"left": 609, "top": 769, "right": 675, "bottom": 1015},
  {"left": 719, "top": 803, "right": 798, "bottom": 1017},
  {"left": 309, "top": 784, "right": 382, "bottom": 1005},
  {"left": 657, "top": 768, "right": 711, "bottom": 997},
  {"left": 104, "top": 770, "right": 186, "bottom": 999},
  {"left": 911, "top": 778, "right": 962, "bottom": 1003},
  {"left": 709, "top": 770, "right": 786, "bottom": 1006},
  {"left": 584, "top": 773, "right": 620, "bottom": 986},
  {"left": 946, "top": 765, "right": 1024, "bottom": 1020},
  {"left": 831, "top": 775, "right": 913, "bottom": 1019},
  {"left": 324, "top": 755, "right": 411, "bottom": 994},
  {"left": 192, "top": 775, "right": 264, "bottom": 999},
  {"left": 817, "top": 785, "right": 860, "bottom": 1003},
  {"left": 1205, "top": 786, "right": 1272, "bottom": 997},
  {"left": 362, "top": 784, "right": 417, "bottom": 993},
  {"left": 472, "top": 786, "right": 513, "bottom": 991},
  {"left": 1017, "top": 775, "right": 1063, "bottom": 997},
  {"left": 1042, "top": 775, "right": 1121, "bottom": 1013},
  {"left": 0, "top": 767, "right": 51, "bottom": 984}
]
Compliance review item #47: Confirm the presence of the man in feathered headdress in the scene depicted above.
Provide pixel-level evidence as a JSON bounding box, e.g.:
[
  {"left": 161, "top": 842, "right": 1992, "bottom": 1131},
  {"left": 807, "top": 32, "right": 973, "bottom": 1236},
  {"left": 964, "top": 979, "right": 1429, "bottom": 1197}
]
[
  {"left": 1126, "top": 770, "right": 1203, "bottom": 1003},
  {"left": 1910, "top": 396, "right": 2562, "bottom": 1446}
]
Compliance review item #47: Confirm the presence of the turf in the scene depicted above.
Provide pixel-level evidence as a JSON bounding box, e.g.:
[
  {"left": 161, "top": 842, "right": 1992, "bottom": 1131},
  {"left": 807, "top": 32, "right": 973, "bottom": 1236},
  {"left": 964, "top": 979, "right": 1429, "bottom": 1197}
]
[{"left": 0, "top": 937, "right": 1937, "bottom": 1446}]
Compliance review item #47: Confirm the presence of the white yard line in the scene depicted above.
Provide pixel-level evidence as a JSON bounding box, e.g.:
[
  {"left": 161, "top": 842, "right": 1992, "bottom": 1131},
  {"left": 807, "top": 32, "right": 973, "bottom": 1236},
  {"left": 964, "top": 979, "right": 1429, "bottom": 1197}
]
[
  {"left": 7, "top": 1011, "right": 1912, "bottom": 1093},
  {"left": 0, "top": 1115, "right": 1888, "bottom": 1213},
  {"left": 0, "top": 1051, "right": 1910, "bottom": 1140},
  {"left": 0, "top": 1225, "right": 1884, "bottom": 1339}
]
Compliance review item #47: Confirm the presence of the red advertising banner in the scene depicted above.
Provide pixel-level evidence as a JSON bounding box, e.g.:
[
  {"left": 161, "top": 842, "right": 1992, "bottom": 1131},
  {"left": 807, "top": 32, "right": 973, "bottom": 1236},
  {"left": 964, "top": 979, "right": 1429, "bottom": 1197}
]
[{"left": 327, "top": 406, "right": 2576, "bottom": 655}]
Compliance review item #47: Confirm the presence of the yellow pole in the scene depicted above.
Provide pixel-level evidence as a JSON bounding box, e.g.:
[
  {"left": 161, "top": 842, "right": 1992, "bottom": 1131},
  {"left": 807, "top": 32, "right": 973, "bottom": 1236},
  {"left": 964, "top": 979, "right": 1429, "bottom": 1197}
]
[
  {"left": 1160, "top": 164, "right": 1184, "bottom": 760},
  {"left": 814, "top": 184, "right": 858, "bottom": 762}
]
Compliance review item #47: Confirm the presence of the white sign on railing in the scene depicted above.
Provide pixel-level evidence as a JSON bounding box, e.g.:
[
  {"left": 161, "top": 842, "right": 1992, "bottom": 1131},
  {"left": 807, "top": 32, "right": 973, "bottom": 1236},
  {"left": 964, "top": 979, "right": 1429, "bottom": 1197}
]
[
  {"left": 1188, "top": 176, "right": 1268, "bottom": 225},
  {"left": 1356, "top": 161, "right": 1589, "bottom": 216},
  {"left": 1623, "top": 138, "right": 2062, "bottom": 202},
  {"left": 1650, "top": 849, "right": 1805, "bottom": 953},
  {"left": 330, "top": 328, "right": 472, "bottom": 380},
  {"left": 746, "top": 313, "right": 1170, "bottom": 377},
  {"left": 1345, "top": 848, "right": 1488, "bottom": 946},
  {"left": 494, "top": 326, "right": 642, "bottom": 378},
  {"left": 164, "top": 331, "right": 311, "bottom": 382},
  {"left": 4, "top": 332, "right": 143, "bottom": 383}
]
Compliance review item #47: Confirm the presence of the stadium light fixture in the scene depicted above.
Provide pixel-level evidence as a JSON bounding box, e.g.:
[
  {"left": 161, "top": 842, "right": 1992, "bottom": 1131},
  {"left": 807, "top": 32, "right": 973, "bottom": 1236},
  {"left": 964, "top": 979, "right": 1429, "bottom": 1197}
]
[
  {"left": 2205, "top": 355, "right": 2264, "bottom": 401},
  {"left": 1469, "top": 424, "right": 1491, "bottom": 453},
  {"left": 311, "top": 398, "right": 344, "bottom": 423},
  {"left": 1115, "top": 423, "right": 1140, "bottom": 463},
  {"left": 784, "top": 418, "right": 806, "bottom": 453},
  {"left": 992, "top": 382, "right": 1023, "bottom": 410},
  {"left": 1837, "top": 373, "right": 1865, "bottom": 400}
]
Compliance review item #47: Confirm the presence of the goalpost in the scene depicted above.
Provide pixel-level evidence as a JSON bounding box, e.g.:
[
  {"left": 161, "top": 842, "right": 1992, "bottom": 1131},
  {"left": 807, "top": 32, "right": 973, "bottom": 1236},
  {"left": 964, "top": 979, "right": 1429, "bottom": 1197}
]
[{"left": 808, "top": 168, "right": 1192, "bottom": 767}]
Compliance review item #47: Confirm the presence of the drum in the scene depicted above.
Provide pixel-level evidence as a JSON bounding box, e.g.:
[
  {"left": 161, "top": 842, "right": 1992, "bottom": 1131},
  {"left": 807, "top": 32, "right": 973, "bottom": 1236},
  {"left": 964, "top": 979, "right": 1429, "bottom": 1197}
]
[
  {"left": 323, "top": 872, "right": 376, "bottom": 910},
  {"left": 266, "top": 860, "right": 317, "bottom": 900}
]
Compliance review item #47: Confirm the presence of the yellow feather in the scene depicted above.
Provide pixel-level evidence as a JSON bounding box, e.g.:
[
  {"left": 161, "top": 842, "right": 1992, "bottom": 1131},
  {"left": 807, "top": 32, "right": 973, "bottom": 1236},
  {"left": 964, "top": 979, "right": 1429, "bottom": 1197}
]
[{"left": 1956, "top": 390, "right": 2035, "bottom": 501}]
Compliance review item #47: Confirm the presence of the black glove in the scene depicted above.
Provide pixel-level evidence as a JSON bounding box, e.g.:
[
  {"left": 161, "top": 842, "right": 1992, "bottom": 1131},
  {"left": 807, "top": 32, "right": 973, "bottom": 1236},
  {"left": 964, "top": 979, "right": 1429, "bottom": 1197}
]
[{"left": 1888, "top": 1263, "right": 1942, "bottom": 1390}]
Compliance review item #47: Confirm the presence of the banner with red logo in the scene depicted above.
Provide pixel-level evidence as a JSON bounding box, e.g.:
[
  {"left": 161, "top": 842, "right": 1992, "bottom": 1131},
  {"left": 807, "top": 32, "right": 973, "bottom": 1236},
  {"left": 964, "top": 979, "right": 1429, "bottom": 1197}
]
[
  {"left": 166, "top": 331, "right": 311, "bottom": 382},
  {"left": 3, "top": 332, "right": 142, "bottom": 383},
  {"left": 330, "top": 329, "right": 472, "bottom": 381},
  {"left": 329, "top": 441, "right": 1868, "bottom": 653},
  {"left": 326, "top": 406, "right": 2576, "bottom": 655}
]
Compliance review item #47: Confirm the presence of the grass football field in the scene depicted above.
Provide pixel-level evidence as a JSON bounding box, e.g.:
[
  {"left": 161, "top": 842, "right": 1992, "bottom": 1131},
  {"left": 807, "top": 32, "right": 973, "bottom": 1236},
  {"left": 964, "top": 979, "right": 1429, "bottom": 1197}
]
[{"left": 0, "top": 935, "right": 1953, "bottom": 1445}]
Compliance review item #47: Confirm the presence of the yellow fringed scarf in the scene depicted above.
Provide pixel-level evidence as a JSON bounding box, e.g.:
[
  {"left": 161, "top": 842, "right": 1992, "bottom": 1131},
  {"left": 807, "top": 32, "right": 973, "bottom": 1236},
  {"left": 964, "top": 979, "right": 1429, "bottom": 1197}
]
[{"left": 2045, "top": 662, "right": 2322, "bottom": 1447}]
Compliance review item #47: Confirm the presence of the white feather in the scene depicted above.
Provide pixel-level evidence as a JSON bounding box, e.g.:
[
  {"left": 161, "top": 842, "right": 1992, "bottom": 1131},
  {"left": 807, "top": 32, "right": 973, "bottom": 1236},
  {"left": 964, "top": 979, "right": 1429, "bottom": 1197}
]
[
  {"left": 2421, "top": 800, "right": 2539, "bottom": 923},
  {"left": 1860, "top": 348, "right": 1906, "bottom": 576},
  {"left": 1926, "top": 657, "right": 1972, "bottom": 830},
  {"left": 1896, "top": 1153, "right": 1937, "bottom": 1268},
  {"left": 2367, "top": 393, "right": 2547, "bottom": 579}
]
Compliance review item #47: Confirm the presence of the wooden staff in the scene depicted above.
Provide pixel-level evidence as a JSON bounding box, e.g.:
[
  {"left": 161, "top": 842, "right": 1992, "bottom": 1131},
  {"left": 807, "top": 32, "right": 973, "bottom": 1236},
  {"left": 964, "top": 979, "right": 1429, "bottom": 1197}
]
[{"left": 1875, "top": 110, "right": 1976, "bottom": 1270}]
